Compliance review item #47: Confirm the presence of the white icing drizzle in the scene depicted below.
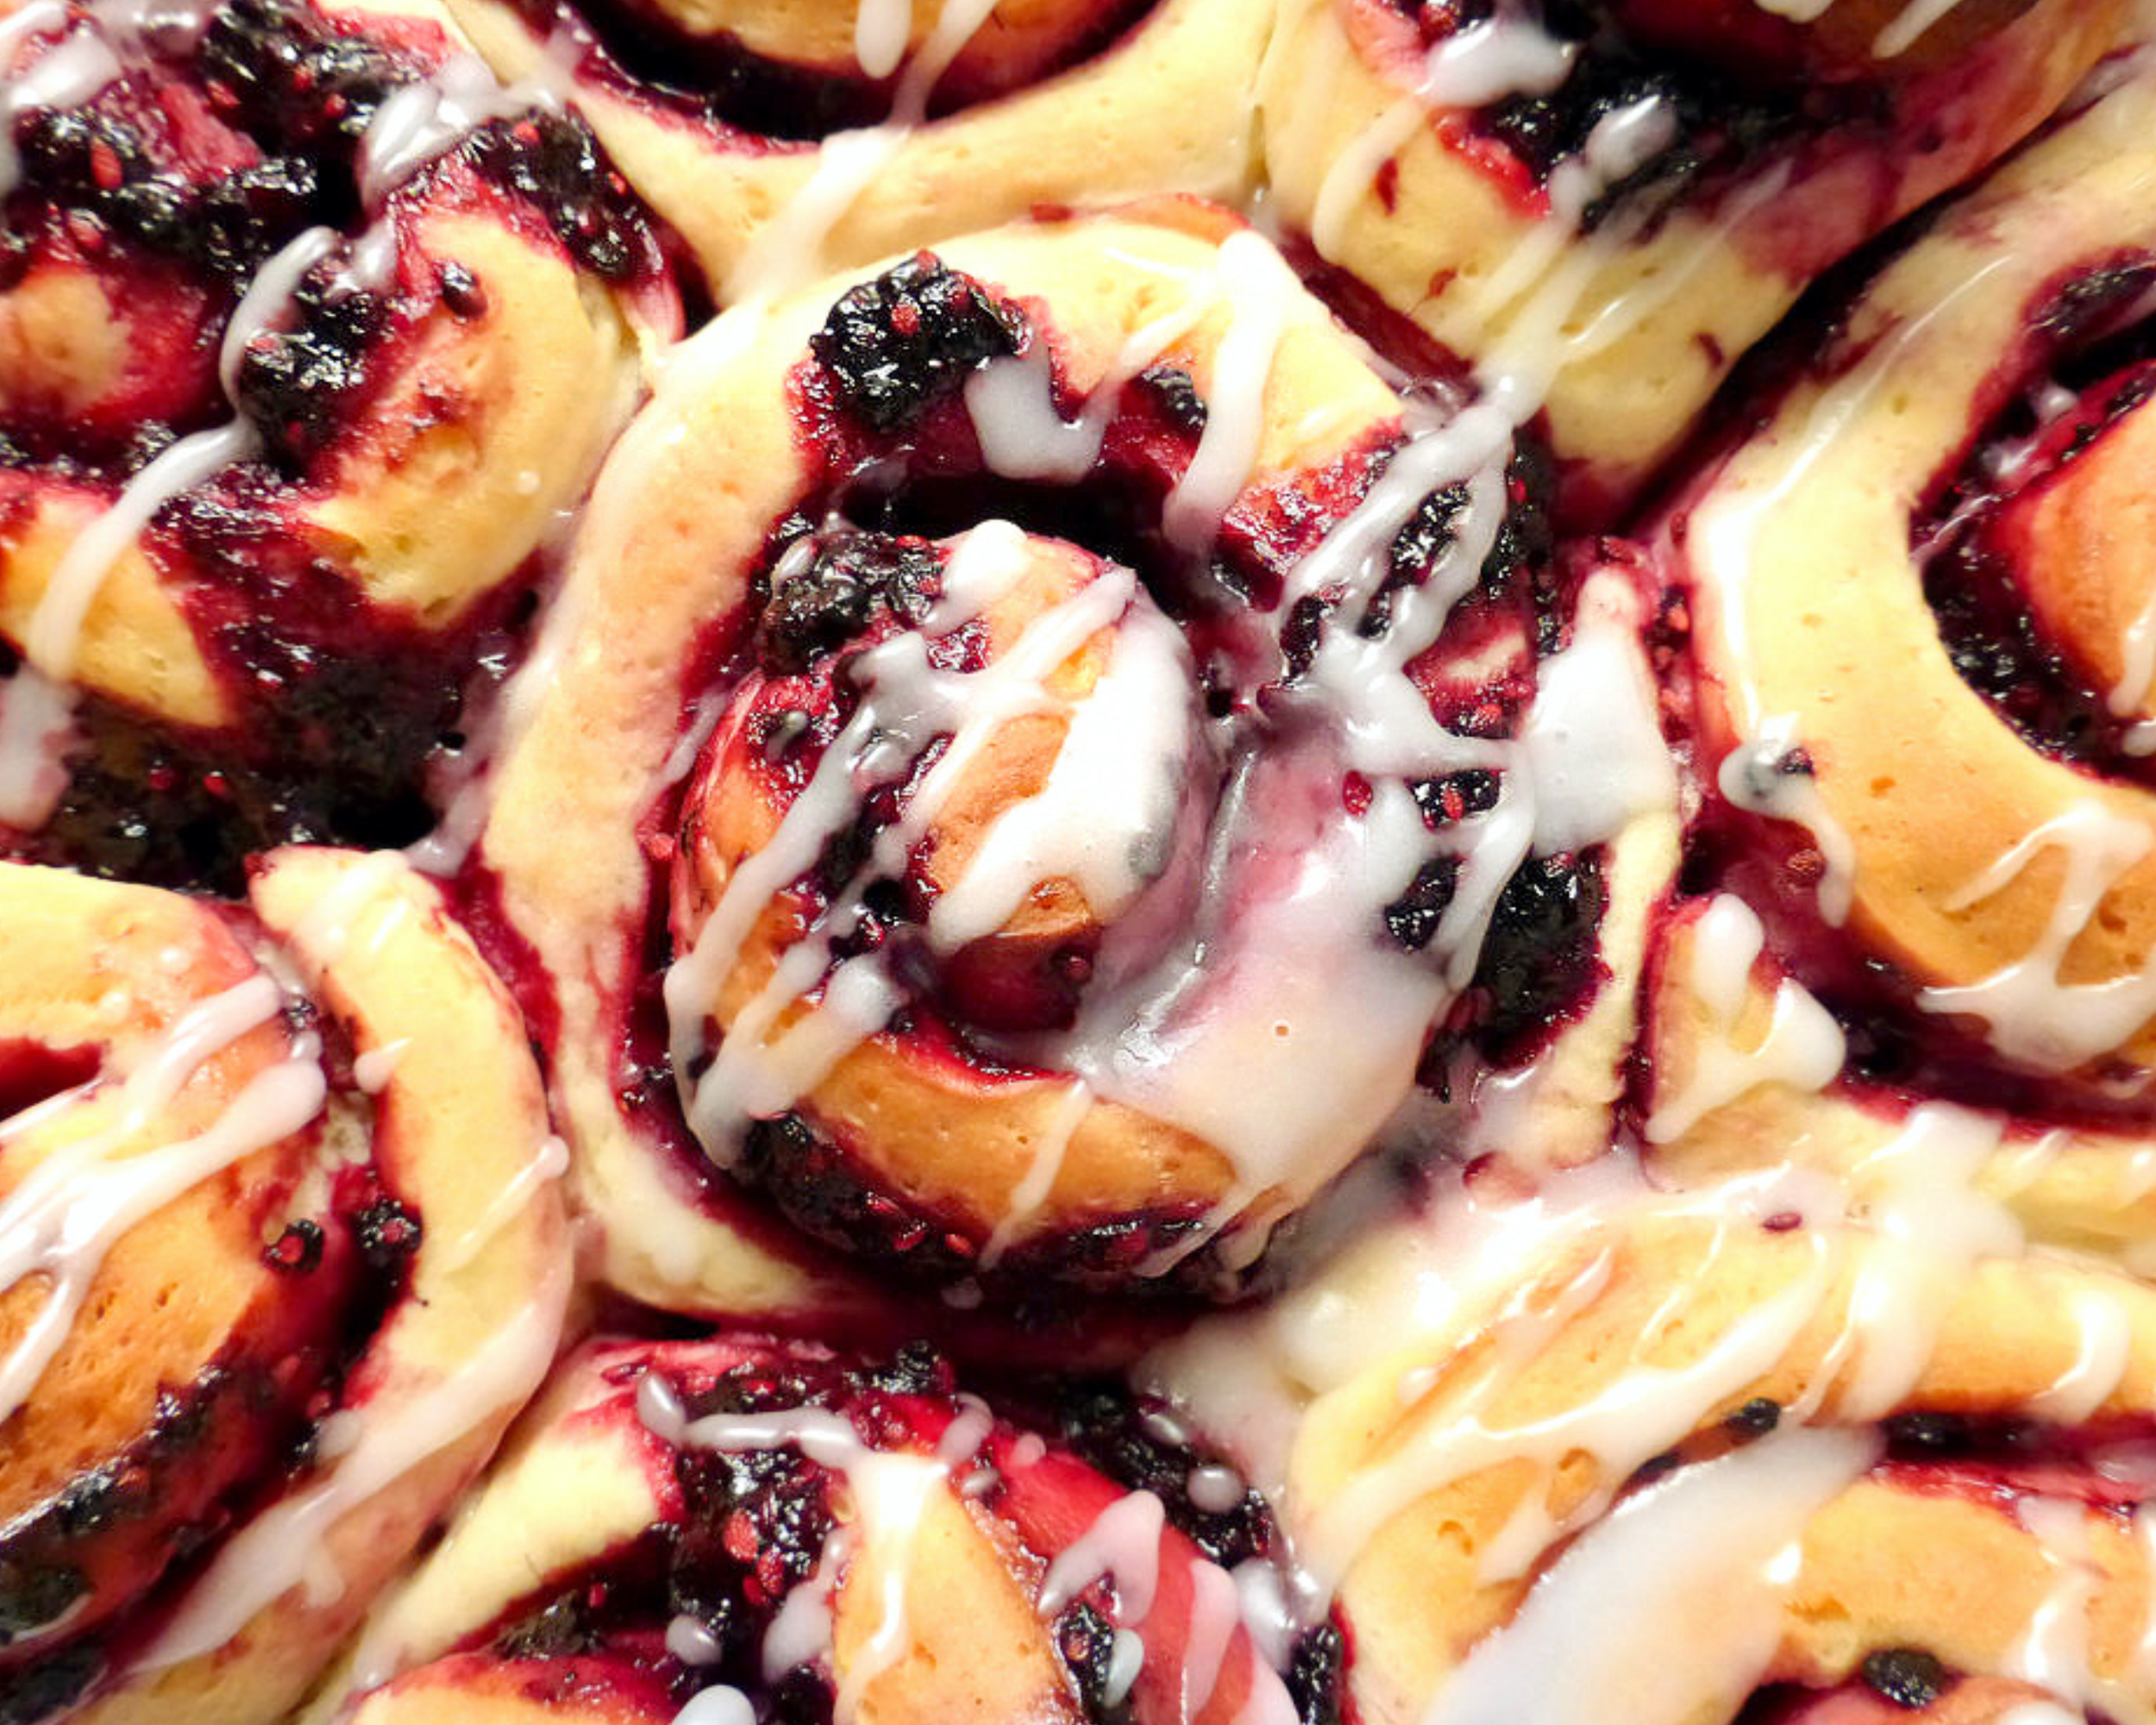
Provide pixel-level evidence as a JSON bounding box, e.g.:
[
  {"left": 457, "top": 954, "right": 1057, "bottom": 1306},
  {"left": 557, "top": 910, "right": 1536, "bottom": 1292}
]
[
  {"left": 2028, "top": 1288, "right": 2135, "bottom": 1424},
  {"left": 764, "top": 1534, "right": 845, "bottom": 1683},
  {"left": 1917, "top": 800, "right": 2156, "bottom": 1070},
  {"left": 0, "top": 35, "right": 564, "bottom": 832},
  {"left": 934, "top": 1391, "right": 993, "bottom": 1466},
  {"left": 1034, "top": 1487, "right": 1296, "bottom": 1725},
  {"left": 976, "top": 1080, "right": 1090, "bottom": 1269},
  {"left": 1037, "top": 1490, "right": 1167, "bottom": 1622},
  {"left": 830, "top": 1457, "right": 945, "bottom": 1722},
  {"left": 1871, "top": 0, "right": 1977, "bottom": 58},
  {"left": 963, "top": 344, "right": 1119, "bottom": 481},
  {"left": 962, "top": 240, "right": 1255, "bottom": 491},
  {"left": 1419, "top": 1429, "right": 1879, "bottom": 1725},
  {"left": 0, "top": 3, "right": 122, "bottom": 204},
  {"left": 1520, "top": 578, "right": 1677, "bottom": 855},
  {"left": 637, "top": 1377, "right": 952, "bottom": 1721},
  {"left": 672, "top": 55, "right": 1742, "bottom": 1268},
  {"left": 666, "top": 1615, "right": 728, "bottom": 1667},
  {"left": 924, "top": 602, "right": 1192, "bottom": 954},
  {"left": 1717, "top": 714, "right": 1858, "bottom": 925},
  {"left": 1299, "top": 1194, "right": 1839, "bottom": 1590},
  {"left": 1311, "top": 11, "right": 1579, "bottom": 262},
  {"left": 138, "top": 1274, "right": 566, "bottom": 1667},
  {"left": 358, "top": 53, "right": 541, "bottom": 209},
  {"left": 1644, "top": 894, "right": 1846, "bottom": 1145},
  {"left": 1160, "top": 231, "right": 1301, "bottom": 555},
  {"left": 724, "top": 0, "right": 1000, "bottom": 303},
  {"left": 2012, "top": 1496, "right": 2102, "bottom": 1711},
  {"left": 0, "top": 218, "right": 319, "bottom": 822},
  {"left": 1691, "top": 254, "right": 2020, "bottom": 737},
  {"left": 1748, "top": 0, "right": 1979, "bottom": 53},
  {"left": 1031, "top": 366, "right": 1526, "bottom": 1258},
  {"left": 673, "top": 1685, "right": 756, "bottom": 1725},
  {"left": 2119, "top": 579, "right": 2156, "bottom": 727},
  {"left": 1802, "top": 1103, "right": 2020, "bottom": 1420},
  {"left": 434, "top": 1132, "right": 569, "bottom": 1272},
  {"left": 1138, "top": 1151, "right": 1659, "bottom": 1509},
  {"left": 0, "top": 973, "right": 324, "bottom": 1421},
  {"left": 286, "top": 848, "right": 419, "bottom": 974},
  {"left": 0, "top": 412, "right": 257, "bottom": 825},
  {"left": 1996, "top": 1706, "right": 2085, "bottom": 1725},
  {"left": 852, "top": 0, "right": 912, "bottom": 80},
  {"left": 1104, "top": 1628, "right": 1147, "bottom": 1707},
  {"left": 1179, "top": 1556, "right": 1241, "bottom": 1723},
  {"left": 1187, "top": 1463, "right": 1246, "bottom": 1515},
  {"left": 352, "top": 1038, "right": 411, "bottom": 1095}
]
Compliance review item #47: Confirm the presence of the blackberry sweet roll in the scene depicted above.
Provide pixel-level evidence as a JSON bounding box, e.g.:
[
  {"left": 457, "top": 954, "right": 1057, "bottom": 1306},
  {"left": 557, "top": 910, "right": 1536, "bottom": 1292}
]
[
  {"left": 438, "top": 0, "right": 1269, "bottom": 302},
  {"left": 467, "top": 195, "right": 1669, "bottom": 1319},
  {"left": 0, "top": 848, "right": 567, "bottom": 1722},
  {"left": 313, "top": 1336, "right": 1329, "bottom": 1724},
  {"left": 1638, "top": 55, "right": 2156, "bottom": 1262},
  {"left": 0, "top": 0, "right": 673, "bottom": 889},
  {"left": 1260, "top": 0, "right": 2126, "bottom": 511},
  {"left": 7, "top": 0, "right": 2156, "bottom": 1722},
  {"left": 1142, "top": 1153, "right": 2156, "bottom": 1725}
]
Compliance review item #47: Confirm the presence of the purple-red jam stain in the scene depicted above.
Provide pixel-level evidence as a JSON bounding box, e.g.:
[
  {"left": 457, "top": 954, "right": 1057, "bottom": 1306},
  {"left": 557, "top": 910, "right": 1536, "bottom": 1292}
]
[
  {"left": 0, "top": 1038, "right": 100, "bottom": 1122},
  {"left": 1430, "top": 849, "right": 1612, "bottom": 1074},
  {"left": 808, "top": 254, "right": 1027, "bottom": 435},
  {"left": 4, "top": 568, "right": 533, "bottom": 894},
  {"left": 1388, "top": 0, "right": 1814, "bottom": 220},
  {"left": 754, "top": 530, "right": 943, "bottom": 676},
  {"left": 737, "top": 1110, "right": 1223, "bottom": 1296},
  {"left": 1645, "top": 819, "right": 2130, "bottom": 1128},
  {"left": 1912, "top": 260, "right": 2156, "bottom": 788}
]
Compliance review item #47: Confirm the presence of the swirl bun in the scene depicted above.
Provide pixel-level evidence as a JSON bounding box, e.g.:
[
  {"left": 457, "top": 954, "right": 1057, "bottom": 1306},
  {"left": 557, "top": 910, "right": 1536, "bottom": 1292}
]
[
  {"left": 1672, "top": 61, "right": 2156, "bottom": 1102},
  {"left": 0, "top": 0, "right": 667, "bottom": 884},
  {"left": 479, "top": 201, "right": 1624, "bottom": 1304},
  {"left": 1258, "top": 0, "right": 2124, "bottom": 511},
  {"left": 0, "top": 850, "right": 565, "bottom": 1721},
  {"left": 1150, "top": 1169, "right": 2156, "bottom": 1725},
  {"left": 443, "top": 0, "right": 1269, "bottom": 302},
  {"left": 321, "top": 1336, "right": 1314, "bottom": 1725}
]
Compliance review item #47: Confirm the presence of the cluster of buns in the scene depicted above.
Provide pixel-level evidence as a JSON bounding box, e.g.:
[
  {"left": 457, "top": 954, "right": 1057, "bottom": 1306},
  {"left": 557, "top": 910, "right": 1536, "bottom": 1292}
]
[{"left": 5, "top": 0, "right": 2156, "bottom": 1722}]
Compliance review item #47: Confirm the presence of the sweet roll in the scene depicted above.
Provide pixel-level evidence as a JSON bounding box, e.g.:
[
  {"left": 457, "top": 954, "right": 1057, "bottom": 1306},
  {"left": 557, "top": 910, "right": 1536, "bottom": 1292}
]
[
  {"left": 473, "top": 199, "right": 1656, "bottom": 1311},
  {"left": 439, "top": 0, "right": 1269, "bottom": 302},
  {"left": 0, "top": 847, "right": 567, "bottom": 1722},
  {"left": 1259, "top": 0, "right": 2126, "bottom": 511},
  {"left": 319, "top": 1337, "right": 1326, "bottom": 1725},
  {"left": 1629, "top": 59, "right": 2156, "bottom": 1265},
  {"left": 0, "top": 0, "right": 669, "bottom": 887}
]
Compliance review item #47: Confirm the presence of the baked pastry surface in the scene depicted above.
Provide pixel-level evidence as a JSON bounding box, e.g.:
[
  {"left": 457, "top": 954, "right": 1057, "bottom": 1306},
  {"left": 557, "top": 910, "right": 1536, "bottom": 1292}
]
[{"left": 5, "top": 1, "right": 2156, "bottom": 1722}]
